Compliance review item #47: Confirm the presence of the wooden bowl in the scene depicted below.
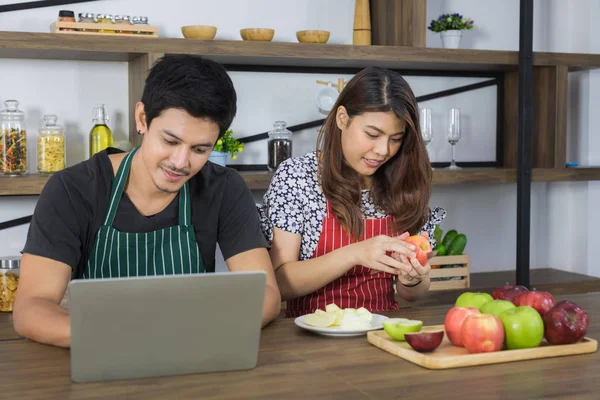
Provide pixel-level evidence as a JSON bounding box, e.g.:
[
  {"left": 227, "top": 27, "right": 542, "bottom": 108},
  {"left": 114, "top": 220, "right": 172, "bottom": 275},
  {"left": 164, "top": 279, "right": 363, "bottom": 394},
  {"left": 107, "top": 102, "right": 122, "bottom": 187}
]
[
  {"left": 296, "top": 30, "right": 330, "bottom": 44},
  {"left": 240, "top": 28, "right": 275, "bottom": 41},
  {"left": 181, "top": 25, "right": 217, "bottom": 40}
]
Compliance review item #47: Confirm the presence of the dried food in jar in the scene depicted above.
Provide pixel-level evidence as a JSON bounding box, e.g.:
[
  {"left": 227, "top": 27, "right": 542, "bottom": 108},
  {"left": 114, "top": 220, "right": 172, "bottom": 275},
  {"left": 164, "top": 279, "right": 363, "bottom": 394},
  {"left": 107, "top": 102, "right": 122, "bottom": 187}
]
[
  {"left": 37, "top": 134, "right": 65, "bottom": 174},
  {"left": 0, "top": 127, "right": 27, "bottom": 175},
  {"left": 0, "top": 271, "right": 19, "bottom": 312}
]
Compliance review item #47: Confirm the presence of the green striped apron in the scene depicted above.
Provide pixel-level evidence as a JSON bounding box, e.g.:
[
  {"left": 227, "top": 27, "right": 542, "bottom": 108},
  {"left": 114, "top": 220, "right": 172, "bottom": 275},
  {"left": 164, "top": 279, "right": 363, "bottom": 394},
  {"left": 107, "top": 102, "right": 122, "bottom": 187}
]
[{"left": 84, "top": 147, "right": 204, "bottom": 279}]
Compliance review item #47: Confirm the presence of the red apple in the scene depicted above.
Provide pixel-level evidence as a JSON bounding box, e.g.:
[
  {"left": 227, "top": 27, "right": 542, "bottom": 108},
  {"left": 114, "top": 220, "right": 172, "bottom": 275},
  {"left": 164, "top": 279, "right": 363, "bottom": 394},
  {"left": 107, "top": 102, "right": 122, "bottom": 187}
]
[
  {"left": 405, "top": 235, "right": 432, "bottom": 266},
  {"left": 513, "top": 290, "right": 555, "bottom": 317},
  {"left": 405, "top": 330, "right": 444, "bottom": 353},
  {"left": 461, "top": 314, "right": 505, "bottom": 354},
  {"left": 491, "top": 282, "right": 529, "bottom": 302},
  {"left": 444, "top": 306, "right": 480, "bottom": 347},
  {"left": 543, "top": 300, "right": 589, "bottom": 345}
]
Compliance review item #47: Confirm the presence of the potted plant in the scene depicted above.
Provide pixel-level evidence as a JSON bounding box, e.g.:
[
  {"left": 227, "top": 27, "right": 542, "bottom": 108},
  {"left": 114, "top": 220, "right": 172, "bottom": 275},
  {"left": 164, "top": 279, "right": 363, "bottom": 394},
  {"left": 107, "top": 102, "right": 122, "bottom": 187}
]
[
  {"left": 428, "top": 13, "right": 475, "bottom": 49},
  {"left": 208, "top": 129, "right": 244, "bottom": 166}
]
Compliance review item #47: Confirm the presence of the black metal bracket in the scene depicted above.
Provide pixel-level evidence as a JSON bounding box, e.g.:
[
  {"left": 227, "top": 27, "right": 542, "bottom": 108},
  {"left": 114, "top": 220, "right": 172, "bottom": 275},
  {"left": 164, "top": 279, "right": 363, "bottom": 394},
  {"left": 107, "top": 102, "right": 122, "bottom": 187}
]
[
  {"left": 0, "top": 215, "right": 32, "bottom": 231},
  {"left": 516, "top": 0, "right": 534, "bottom": 288},
  {"left": 0, "top": 0, "right": 99, "bottom": 13}
]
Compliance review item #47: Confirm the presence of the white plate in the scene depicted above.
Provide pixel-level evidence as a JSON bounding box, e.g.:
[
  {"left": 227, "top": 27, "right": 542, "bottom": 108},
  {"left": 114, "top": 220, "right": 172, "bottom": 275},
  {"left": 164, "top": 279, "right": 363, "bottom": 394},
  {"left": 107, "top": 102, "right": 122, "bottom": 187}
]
[{"left": 294, "top": 313, "right": 389, "bottom": 337}]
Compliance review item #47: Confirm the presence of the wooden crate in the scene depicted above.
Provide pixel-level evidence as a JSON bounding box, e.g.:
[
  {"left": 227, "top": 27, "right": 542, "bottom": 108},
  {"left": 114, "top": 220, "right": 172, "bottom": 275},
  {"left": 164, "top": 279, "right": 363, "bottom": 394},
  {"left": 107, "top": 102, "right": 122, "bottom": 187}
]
[
  {"left": 428, "top": 254, "right": 470, "bottom": 291},
  {"left": 50, "top": 21, "right": 158, "bottom": 37}
]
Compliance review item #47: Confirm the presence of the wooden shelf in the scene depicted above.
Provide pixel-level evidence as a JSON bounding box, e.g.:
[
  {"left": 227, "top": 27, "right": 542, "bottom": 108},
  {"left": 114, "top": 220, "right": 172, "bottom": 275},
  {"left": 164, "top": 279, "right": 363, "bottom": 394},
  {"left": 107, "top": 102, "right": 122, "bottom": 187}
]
[
  {"left": 2, "top": 168, "right": 600, "bottom": 196},
  {"left": 1, "top": 31, "right": 599, "bottom": 72}
]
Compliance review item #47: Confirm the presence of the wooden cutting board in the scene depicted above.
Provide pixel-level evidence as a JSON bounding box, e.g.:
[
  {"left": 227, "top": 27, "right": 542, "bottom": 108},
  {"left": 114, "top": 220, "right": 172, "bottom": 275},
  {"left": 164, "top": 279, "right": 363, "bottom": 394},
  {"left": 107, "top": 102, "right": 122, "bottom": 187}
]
[{"left": 367, "top": 325, "right": 598, "bottom": 370}]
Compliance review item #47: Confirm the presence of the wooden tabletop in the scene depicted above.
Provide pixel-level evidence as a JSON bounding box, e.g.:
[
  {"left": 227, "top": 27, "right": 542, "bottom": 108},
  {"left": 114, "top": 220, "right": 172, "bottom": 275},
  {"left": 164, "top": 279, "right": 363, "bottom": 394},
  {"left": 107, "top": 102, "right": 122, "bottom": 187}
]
[{"left": 1, "top": 293, "right": 599, "bottom": 399}]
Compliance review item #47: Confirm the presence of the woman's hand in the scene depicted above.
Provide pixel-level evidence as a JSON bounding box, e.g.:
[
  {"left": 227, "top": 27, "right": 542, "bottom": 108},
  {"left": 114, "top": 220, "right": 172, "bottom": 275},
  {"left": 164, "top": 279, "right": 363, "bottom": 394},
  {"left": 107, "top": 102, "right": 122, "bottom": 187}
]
[
  {"left": 352, "top": 232, "right": 416, "bottom": 275},
  {"left": 394, "top": 232, "right": 432, "bottom": 286}
]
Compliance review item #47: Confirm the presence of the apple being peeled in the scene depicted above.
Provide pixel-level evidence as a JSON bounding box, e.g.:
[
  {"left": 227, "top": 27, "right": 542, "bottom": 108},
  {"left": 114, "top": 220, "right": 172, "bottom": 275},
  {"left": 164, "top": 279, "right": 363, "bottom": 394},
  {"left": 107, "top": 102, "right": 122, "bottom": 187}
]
[
  {"left": 404, "top": 235, "right": 432, "bottom": 266},
  {"left": 455, "top": 291, "right": 494, "bottom": 310},
  {"left": 461, "top": 314, "right": 504, "bottom": 354},
  {"left": 513, "top": 290, "right": 555, "bottom": 317},
  {"left": 492, "top": 282, "right": 529, "bottom": 302},
  {"left": 543, "top": 300, "right": 589, "bottom": 345},
  {"left": 499, "top": 306, "right": 544, "bottom": 350},
  {"left": 444, "top": 306, "right": 480, "bottom": 347},
  {"left": 405, "top": 330, "right": 444, "bottom": 353}
]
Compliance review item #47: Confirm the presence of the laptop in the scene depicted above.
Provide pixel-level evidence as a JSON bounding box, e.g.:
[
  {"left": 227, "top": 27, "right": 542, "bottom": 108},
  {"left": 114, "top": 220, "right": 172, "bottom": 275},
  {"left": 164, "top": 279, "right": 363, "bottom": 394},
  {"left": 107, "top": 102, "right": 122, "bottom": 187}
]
[{"left": 68, "top": 271, "right": 266, "bottom": 383}]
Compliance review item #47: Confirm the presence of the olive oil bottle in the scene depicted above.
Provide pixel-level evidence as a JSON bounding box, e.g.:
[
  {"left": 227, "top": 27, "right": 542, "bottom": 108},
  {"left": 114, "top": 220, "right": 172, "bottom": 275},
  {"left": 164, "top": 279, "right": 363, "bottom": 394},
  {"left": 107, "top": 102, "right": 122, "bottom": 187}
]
[{"left": 89, "top": 104, "right": 113, "bottom": 157}]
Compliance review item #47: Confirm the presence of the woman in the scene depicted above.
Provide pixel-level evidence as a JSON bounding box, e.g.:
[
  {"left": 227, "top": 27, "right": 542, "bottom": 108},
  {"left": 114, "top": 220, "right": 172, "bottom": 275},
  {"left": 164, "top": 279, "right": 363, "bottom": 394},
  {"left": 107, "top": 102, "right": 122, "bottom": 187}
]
[{"left": 260, "top": 66, "right": 445, "bottom": 318}]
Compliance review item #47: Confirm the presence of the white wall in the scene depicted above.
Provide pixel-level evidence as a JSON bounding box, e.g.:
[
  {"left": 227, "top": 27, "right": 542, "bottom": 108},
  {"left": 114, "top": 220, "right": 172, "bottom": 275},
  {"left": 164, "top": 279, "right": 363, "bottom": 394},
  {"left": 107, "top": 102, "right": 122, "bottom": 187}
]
[{"left": 0, "top": 0, "right": 598, "bottom": 277}]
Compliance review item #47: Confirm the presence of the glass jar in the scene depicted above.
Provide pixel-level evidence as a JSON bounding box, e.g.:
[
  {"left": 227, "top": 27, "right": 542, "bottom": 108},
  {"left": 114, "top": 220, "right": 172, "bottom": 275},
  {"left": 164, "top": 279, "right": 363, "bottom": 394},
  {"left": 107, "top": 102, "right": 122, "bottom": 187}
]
[
  {"left": 78, "top": 12, "right": 96, "bottom": 31},
  {"left": 132, "top": 16, "right": 149, "bottom": 34},
  {"left": 58, "top": 10, "right": 75, "bottom": 31},
  {"left": 37, "top": 114, "right": 66, "bottom": 175},
  {"left": 89, "top": 104, "right": 113, "bottom": 157},
  {"left": 78, "top": 12, "right": 95, "bottom": 23},
  {"left": 97, "top": 14, "right": 115, "bottom": 33},
  {"left": 0, "top": 100, "right": 27, "bottom": 176},
  {"left": 267, "top": 121, "right": 292, "bottom": 172},
  {"left": 114, "top": 15, "right": 132, "bottom": 34},
  {"left": 0, "top": 256, "right": 20, "bottom": 313}
]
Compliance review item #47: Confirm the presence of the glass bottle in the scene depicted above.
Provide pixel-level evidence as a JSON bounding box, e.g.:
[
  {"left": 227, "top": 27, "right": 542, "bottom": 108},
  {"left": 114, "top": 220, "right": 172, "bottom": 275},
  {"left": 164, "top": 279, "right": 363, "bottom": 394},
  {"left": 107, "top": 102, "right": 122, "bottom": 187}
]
[
  {"left": 89, "top": 104, "right": 113, "bottom": 157},
  {"left": 37, "top": 114, "right": 66, "bottom": 175},
  {"left": 0, "top": 100, "right": 27, "bottom": 176},
  {"left": 267, "top": 121, "right": 292, "bottom": 172}
]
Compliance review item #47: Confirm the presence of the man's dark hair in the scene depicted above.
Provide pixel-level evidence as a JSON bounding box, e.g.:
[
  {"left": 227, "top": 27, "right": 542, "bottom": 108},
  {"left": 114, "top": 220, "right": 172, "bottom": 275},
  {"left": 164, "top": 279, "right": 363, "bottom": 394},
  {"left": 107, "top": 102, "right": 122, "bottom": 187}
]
[{"left": 141, "top": 54, "right": 237, "bottom": 137}]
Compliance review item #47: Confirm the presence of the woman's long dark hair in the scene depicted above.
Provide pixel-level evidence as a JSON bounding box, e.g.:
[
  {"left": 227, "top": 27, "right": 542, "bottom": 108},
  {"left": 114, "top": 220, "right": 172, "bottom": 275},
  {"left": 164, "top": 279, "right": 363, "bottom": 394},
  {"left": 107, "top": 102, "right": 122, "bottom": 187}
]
[{"left": 317, "top": 67, "right": 432, "bottom": 240}]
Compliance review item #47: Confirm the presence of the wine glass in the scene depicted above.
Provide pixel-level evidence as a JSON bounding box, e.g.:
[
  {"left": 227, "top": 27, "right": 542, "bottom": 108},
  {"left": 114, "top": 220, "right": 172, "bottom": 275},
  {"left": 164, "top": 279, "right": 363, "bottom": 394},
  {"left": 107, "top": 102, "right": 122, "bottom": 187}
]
[
  {"left": 420, "top": 108, "right": 433, "bottom": 146},
  {"left": 446, "top": 108, "right": 462, "bottom": 170},
  {"left": 420, "top": 107, "right": 434, "bottom": 170}
]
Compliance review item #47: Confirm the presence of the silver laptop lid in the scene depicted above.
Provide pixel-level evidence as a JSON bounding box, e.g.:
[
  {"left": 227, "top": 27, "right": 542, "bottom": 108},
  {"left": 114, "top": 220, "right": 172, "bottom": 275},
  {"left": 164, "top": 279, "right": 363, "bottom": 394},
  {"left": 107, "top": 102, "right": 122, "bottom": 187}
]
[{"left": 68, "top": 271, "right": 266, "bottom": 382}]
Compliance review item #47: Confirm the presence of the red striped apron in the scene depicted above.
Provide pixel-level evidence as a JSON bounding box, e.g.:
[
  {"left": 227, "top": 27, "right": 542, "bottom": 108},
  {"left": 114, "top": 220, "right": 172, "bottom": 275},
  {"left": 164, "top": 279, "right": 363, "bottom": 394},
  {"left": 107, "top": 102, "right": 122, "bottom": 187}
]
[{"left": 285, "top": 201, "right": 399, "bottom": 318}]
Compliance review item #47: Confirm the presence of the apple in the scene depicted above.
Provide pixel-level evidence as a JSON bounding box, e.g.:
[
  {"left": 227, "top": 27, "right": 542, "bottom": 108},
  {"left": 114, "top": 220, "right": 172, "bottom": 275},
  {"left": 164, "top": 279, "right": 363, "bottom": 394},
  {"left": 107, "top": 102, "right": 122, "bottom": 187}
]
[
  {"left": 480, "top": 299, "right": 516, "bottom": 317},
  {"left": 461, "top": 314, "right": 505, "bottom": 354},
  {"left": 455, "top": 291, "right": 494, "bottom": 310},
  {"left": 405, "top": 330, "right": 444, "bottom": 353},
  {"left": 404, "top": 235, "right": 432, "bottom": 266},
  {"left": 513, "top": 290, "right": 555, "bottom": 317},
  {"left": 543, "top": 300, "right": 589, "bottom": 345},
  {"left": 444, "top": 306, "right": 480, "bottom": 347},
  {"left": 492, "top": 282, "right": 529, "bottom": 302},
  {"left": 382, "top": 318, "right": 423, "bottom": 341},
  {"left": 498, "top": 306, "right": 544, "bottom": 350}
]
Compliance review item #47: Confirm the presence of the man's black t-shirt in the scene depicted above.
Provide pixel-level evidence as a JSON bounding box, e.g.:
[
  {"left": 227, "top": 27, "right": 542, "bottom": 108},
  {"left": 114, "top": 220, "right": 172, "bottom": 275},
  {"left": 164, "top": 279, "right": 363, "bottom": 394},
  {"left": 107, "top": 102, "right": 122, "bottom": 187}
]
[{"left": 22, "top": 148, "right": 268, "bottom": 277}]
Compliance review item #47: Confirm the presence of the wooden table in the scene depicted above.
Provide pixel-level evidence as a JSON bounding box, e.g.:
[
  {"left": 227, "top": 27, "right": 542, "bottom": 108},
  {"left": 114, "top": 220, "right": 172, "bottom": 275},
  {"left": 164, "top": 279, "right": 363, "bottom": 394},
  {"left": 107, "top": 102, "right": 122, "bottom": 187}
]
[{"left": 1, "top": 293, "right": 599, "bottom": 399}]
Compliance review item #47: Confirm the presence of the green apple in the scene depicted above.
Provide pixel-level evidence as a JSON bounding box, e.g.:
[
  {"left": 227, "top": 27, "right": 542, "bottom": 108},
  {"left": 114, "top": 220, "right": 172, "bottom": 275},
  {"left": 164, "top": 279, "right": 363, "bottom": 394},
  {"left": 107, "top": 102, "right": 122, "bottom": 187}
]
[
  {"left": 382, "top": 318, "right": 423, "bottom": 341},
  {"left": 499, "top": 306, "right": 544, "bottom": 350},
  {"left": 480, "top": 300, "right": 516, "bottom": 317},
  {"left": 455, "top": 292, "right": 494, "bottom": 310}
]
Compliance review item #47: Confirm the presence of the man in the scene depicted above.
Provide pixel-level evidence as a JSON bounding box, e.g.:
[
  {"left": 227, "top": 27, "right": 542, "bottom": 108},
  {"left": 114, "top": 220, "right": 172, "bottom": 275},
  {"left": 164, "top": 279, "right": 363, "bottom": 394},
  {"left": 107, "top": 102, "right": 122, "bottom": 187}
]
[{"left": 13, "top": 55, "right": 281, "bottom": 348}]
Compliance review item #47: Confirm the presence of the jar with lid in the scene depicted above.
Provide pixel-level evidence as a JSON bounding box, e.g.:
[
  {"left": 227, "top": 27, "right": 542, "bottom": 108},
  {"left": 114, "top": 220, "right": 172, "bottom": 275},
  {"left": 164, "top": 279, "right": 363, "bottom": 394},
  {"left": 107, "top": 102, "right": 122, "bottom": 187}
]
[
  {"left": 78, "top": 12, "right": 95, "bottom": 23},
  {"left": 58, "top": 10, "right": 76, "bottom": 31},
  {"left": 114, "top": 15, "right": 132, "bottom": 34},
  {"left": 131, "top": 16, "right": 149, "bottom": 34},
  {"left": 97, "top": 13, "right": 115, "bottom": 33},
  {"left": 37, "top": 114, "right": 66, "bottom": 175},
  {"left": 0, "top": 100, "right": 27, "bottom": 176},
  {"left": 267, "top": 121, "right": 292, "bottom": 172},
  {"left": 0, "top": 256, "right": 20, "bottom": 312}
]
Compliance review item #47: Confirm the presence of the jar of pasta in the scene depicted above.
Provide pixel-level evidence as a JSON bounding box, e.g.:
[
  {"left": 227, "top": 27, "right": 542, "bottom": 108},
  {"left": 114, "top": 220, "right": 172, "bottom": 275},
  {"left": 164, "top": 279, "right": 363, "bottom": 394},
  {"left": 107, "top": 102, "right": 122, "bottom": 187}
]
[
  {"left": 0, "top": 256, "right": 20, "bottom": 312},
  {"left": 37, "top": 114, "right": 66, "bottom": 175},
  {"left": 0, "top": 100, "right": 27, "bottom": 176}
]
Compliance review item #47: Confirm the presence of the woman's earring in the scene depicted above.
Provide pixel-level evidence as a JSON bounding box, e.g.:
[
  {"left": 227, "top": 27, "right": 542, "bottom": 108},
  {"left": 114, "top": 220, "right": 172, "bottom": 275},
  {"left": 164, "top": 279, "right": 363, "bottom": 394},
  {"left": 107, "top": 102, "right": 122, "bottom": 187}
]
[{"left": 137, "top": 130, "right": 142, "bottom": 135}]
